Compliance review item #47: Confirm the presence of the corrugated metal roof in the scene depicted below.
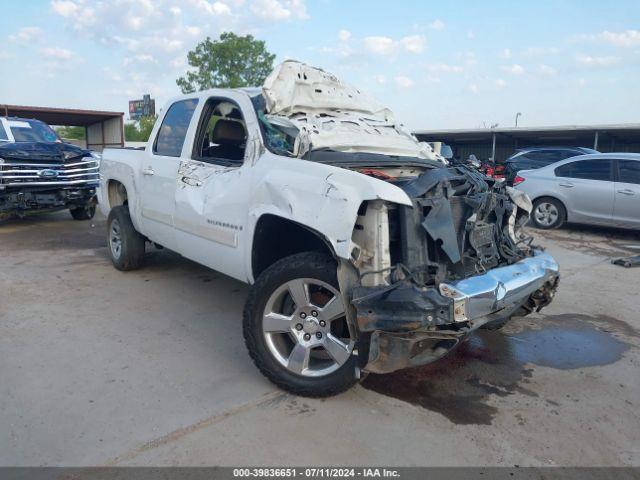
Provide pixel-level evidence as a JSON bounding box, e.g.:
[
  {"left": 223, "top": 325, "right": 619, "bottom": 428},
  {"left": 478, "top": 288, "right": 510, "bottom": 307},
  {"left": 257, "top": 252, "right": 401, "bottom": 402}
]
[
  {"left": 1, "top": 104, "right": 123, "bottom": 126},
  {"left": 414, "top": 123, "right": 640, "bottom": 136}
]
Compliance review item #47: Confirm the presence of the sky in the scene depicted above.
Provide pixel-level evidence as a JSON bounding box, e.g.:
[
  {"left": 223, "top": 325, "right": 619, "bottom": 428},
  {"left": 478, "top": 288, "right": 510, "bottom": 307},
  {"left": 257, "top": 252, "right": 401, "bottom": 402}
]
[{"left": 1, "top": 0, "right": 639, "bottom": 130}]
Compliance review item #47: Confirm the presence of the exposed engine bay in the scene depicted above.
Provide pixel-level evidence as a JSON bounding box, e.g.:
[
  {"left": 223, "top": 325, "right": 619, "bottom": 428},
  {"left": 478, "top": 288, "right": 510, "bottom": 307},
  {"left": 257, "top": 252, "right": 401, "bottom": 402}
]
[{"left": 339, "top": 163, "right": 558, "bottom": 374}]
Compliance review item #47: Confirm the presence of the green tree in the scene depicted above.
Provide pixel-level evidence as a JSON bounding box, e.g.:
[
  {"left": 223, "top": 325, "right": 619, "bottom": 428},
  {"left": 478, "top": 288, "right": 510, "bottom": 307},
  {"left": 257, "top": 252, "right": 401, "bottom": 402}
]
[
  {"left": 177, "top": 32, "right": 276, "bottom": 93},
  {"left": 55, "top": 125, "right": 85, "bottom": 140},
  {"left": 124, "top": 116, "right": 157, "bottom": 142}
]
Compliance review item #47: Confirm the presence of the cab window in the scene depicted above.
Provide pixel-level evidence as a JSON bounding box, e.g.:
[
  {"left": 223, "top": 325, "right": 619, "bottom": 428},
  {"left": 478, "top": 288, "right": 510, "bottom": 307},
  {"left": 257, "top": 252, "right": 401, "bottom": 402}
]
[
  {"left": 154, "top": 99, "right": 199, "bottom": 157},
  {"left": 192, "top": 98, "right": 247, "bottom": 166}
]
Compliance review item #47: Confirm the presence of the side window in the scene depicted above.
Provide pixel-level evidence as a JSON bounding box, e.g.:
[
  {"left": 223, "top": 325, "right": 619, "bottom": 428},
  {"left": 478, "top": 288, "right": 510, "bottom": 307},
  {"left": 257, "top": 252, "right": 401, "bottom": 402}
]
[
  {"left": 154, "top": 99, "right": 199, "bottom": 157},
  {"left": 618, "top": 160, "right": 640, "bottom": 185},
  {"left": 531, "top": 151, "right": 568, "bottom": 166},
  {"left": 555, "top": 159, "right": 612, "bottom": 181},
  {"left": 192, "top": 98, "right": 247, "bottom": 166},
  {"left": 0, "top": 121, "right": 7, "bottom": 141}
]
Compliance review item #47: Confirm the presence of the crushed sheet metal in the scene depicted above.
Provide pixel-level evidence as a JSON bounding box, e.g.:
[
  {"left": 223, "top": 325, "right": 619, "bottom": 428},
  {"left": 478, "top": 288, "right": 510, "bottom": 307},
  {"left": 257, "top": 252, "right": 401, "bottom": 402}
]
[{"left": 262, "top": 60, "right": 439, "bottom": 159}]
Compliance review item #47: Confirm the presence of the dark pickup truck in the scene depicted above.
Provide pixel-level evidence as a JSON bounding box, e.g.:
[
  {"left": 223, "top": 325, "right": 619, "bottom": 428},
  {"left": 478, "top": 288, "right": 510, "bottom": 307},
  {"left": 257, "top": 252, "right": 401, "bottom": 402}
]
[{"left": 0, "top": 117, "right": 99, "bottom": 220}]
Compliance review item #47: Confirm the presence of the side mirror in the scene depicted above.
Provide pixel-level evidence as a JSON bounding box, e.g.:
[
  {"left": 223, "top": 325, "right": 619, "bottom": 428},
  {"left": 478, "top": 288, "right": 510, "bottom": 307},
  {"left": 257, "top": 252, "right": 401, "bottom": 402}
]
[{"left": 440, "top": 145, "right": 453, "bottom": 159}]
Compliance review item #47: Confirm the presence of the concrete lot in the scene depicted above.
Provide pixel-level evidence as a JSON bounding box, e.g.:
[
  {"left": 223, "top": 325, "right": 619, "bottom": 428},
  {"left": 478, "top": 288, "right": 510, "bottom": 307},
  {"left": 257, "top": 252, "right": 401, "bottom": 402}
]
[{"left": 1, "top": 212, "right": 639, "bottom": 467}]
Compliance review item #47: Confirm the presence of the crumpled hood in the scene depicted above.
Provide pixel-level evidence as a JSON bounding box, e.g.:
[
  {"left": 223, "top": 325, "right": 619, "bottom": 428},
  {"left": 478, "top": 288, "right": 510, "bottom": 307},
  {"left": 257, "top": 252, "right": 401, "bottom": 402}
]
[
  {"left": 262, "top": 60, "right": 438, "bottom": 160},
  {"left": 0, "top": 141, "right": 90, "bottom": 163}
]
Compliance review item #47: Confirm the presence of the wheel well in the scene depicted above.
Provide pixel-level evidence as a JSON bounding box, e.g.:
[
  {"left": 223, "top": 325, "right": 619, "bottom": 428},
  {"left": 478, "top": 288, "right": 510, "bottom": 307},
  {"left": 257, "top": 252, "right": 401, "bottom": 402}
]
[
  {"left": 251, "top": 215, "right": 335, "bottom": 279},
  {"left": 107, "top": 180, "right": 128, "bottom": 209}
]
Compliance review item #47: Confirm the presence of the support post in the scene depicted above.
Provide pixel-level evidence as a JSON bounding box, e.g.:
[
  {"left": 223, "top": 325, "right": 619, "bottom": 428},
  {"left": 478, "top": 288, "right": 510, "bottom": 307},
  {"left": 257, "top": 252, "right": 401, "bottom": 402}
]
[
  {"left": 491, "top": 133, "right": 496, "bottom": 162},
  {"left": 594, "top": 131, "right": 599, "bottom": 151}
]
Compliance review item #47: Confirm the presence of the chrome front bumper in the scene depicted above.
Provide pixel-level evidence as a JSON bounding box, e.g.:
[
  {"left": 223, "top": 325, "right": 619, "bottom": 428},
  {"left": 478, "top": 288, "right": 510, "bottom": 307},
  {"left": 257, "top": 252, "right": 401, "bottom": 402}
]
[
  {"left": 362, "top": 251, "right": 559, "bottom": 374},
  {"left": 439, "top": 250, "right": 559, "bottom": 323}
]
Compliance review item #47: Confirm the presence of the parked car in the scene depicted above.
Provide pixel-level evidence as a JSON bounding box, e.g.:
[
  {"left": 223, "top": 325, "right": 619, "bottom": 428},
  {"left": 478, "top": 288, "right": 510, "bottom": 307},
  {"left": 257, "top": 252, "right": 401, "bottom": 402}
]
[
  {"left": 514, "top": 153, "right": 640, "bottom": 230},
  {"left": 503, "top": 146, "right": 599, "bottom": 185},
  {"left": 0, "top": 117, "right": 99, "bottom": 220},
  {"left": 99, "top": 61, "right": 559, "bottom": 397}
]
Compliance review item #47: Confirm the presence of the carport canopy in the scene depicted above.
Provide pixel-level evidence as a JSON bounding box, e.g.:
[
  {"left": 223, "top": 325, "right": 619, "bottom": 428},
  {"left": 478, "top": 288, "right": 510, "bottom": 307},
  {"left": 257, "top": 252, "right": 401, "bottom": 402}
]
[
  {"left": 414, "top": 123, "right": 640, "bottom": 162},
  {"left": 1, "top": 103, "right": 124, "bottom": 152}
]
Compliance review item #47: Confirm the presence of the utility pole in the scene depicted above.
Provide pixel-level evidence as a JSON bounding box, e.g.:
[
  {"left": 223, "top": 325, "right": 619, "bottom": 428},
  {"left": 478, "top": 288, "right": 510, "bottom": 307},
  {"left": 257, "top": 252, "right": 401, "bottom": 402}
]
[{"left": 515, "top": 112, "right": 522, "bottom": 127}]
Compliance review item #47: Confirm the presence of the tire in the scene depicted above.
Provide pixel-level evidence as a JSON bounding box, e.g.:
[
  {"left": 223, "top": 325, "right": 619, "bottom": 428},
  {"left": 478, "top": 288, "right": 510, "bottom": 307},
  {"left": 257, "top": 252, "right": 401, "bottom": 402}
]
[
  {"left": 243, "top": 252, "right": 358, "bottom": 397},
  {"left": 531, "top": 197, "right": 566, "bottom": 229},
  {"left": 107, "top": 206, "right": 146, "bottom": 271},
  {"left": 70, "top": 199, "right": 96, "bottom": 221}
]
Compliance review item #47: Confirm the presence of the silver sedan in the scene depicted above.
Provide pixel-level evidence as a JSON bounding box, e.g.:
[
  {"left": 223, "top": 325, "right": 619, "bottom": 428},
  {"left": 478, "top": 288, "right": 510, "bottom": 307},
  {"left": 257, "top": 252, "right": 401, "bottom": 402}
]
[{"left": 514, "top": 153, "right": 640, "bottom": 230}]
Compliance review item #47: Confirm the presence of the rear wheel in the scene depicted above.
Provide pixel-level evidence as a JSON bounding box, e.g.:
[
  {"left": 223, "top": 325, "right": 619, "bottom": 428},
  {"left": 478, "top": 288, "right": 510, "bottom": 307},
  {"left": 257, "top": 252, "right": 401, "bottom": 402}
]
[
  {"left": 243, "top": 252, "right": 358, "bottom": 397},
  {"left": 107, "top": 206, "right": 145, "bottom": 271},
  {"left": 531, "top": 197, "right": 566, "bottom": 229}
]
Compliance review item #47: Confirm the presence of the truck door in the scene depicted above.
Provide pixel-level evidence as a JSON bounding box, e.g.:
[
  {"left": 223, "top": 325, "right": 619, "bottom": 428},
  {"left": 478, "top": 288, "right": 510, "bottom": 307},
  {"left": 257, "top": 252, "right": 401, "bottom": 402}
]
[
  {"left": 139, "top": 98, "right": 199, "bottom": 250},
  {"left": 173, "top": 96, "right": 254, "bottom": 282}
]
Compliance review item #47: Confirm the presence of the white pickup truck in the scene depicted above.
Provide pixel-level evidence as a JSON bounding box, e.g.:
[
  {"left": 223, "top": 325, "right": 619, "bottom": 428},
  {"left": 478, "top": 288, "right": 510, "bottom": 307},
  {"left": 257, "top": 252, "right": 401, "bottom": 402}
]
[{"left": 99, "top": 61, "right": 559, "bottom": 397}]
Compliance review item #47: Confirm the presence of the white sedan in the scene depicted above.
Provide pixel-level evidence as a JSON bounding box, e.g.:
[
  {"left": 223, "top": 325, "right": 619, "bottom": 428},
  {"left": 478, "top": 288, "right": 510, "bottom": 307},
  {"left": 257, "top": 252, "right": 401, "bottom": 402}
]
[{"left": 514, "top": 152, "right": 640, "bottom": 230}]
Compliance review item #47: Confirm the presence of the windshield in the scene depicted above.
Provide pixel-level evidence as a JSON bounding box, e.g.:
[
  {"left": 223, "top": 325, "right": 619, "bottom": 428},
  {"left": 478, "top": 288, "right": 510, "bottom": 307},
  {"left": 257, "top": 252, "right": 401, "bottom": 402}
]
[{"left": 8, "top": 119, "right": 59, "bottom": 143}]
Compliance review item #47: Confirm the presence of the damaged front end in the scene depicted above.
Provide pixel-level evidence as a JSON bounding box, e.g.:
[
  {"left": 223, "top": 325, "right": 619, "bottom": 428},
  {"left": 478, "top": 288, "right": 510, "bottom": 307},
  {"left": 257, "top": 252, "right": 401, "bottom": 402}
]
[
  {"left": 256, "top": 60, "right": 559, "bottom": 375},
  {"left": 347, "top": 166, "right": 559, "bottom": 374}
]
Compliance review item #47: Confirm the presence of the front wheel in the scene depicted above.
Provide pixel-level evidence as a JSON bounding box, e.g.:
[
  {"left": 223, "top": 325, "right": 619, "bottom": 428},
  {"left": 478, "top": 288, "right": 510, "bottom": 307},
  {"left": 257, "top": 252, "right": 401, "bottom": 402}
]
[{"left": 243, "top": 252, "right": 358, "bottom": 397}]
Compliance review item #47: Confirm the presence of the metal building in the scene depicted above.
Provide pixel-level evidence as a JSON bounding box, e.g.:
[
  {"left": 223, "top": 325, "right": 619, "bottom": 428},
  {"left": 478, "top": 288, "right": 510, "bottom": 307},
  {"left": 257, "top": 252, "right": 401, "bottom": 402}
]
[
  {"left": 1, "top": 104, "right": 124, "bottom": 152},
  {"left": 414, "top": 124, "right": 640, "bottom": 163}
]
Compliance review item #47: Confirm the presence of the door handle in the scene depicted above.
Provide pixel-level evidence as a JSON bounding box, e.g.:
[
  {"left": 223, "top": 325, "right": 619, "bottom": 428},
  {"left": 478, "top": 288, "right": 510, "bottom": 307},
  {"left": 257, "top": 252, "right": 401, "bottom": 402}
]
[
  {"left": 559, "top": 182, "right": 574, "bottom": 188},
  {"left": 617, "top": 189, "right": 635, "bottom": 196},
  {"left": 142, "top": 167, "right": 155, "bottom": 176}
]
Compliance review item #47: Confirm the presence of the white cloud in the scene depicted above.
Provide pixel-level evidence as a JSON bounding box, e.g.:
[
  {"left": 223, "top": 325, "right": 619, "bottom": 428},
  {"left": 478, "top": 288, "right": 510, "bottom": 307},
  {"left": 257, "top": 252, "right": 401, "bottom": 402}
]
[
  {"left": 338, "top": 29, "right": 351, "bottom": 42},
  {"left": 362, "top": 34, "right": 425, "bottom": 56},
  {"left": 495, "top": 78, "right": 507, "bottom": 88},
  {"left": 593, "top": 30, "right": 640, "bottom": 47},
  {"left": 501, "top": 48, "right": 512, "bottom": 59},
  {"left": 502, "top": 63, "right": 524, "bottom": 75},
  {"left": 468, "top": 83, "right": 479, "bottom": 93},
  {"left": 41, "top": 47, "right": 75, "bottom": 60},
  {"left": 428, "top": 19, "right": 444, "bottom": 30},
  {"left": 576, "top": 54, "right": 620, "bottom": 67},
  {"left": 364, "top": 36, "right": 397, "bottom": 55},
  {"left": 577, "top": 78, "right": 587, "bottom": 87},
  {"left": 46, "top": 0, "right": 310, "bottom": 89},
  {"left": 8, "top": 26, "right": 42, "bottom": 43},
  {"left": 401, "top": 35, "right": 425, "bottom": 54},
  {"left": 51, "top": 0, "right": 79, "bottom": 17},
  {"left": 395, "top": 76, "right": 414, "bottom": 88},
  {"left": 251, "top": 0, "right": 308, "bottom": 21},
  {"left": 427, "top": 63, "right": 463, "bottom": 73}
]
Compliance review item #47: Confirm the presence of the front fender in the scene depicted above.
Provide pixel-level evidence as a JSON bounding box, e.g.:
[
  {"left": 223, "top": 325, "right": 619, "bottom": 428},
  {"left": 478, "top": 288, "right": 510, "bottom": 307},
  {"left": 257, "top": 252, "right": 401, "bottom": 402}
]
[{"left": 247, "top": 153, "right": 412, "bottom": 265}]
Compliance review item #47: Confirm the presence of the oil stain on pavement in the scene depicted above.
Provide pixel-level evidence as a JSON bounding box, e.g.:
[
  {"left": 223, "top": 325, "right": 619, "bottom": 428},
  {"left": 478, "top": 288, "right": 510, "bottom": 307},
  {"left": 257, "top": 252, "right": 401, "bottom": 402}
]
[{"left": 362, "top": 314, "right": 632, "bottom": 425}]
